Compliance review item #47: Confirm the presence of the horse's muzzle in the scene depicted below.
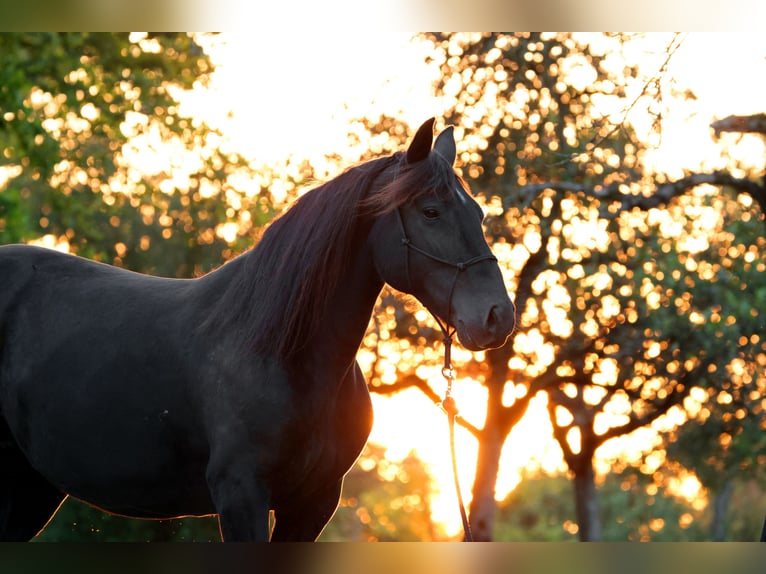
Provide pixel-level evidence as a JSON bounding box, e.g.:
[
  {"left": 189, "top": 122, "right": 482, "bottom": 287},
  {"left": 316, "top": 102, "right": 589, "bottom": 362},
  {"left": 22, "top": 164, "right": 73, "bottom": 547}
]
[{"left": 457, "top": 300, "right": 515, "bottom": 351}]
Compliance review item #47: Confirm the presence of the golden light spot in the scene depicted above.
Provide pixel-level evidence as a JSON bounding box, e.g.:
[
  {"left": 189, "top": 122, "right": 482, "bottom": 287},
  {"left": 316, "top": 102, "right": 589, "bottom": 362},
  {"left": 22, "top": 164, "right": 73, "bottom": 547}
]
[
  {"left": 215, "top": 222, "right": 238, "bottom": 243},
  {"left": 355, "top": 507, "right": 371, "bottom": 525},
  {"left": 716, "top": 391, "right": 733, "bottom": 405},
  {"left": 584, "top": 386, "right": 607, "bottom": 407},
  {"left": 27, "top": 234, "right": 71, "bottom": 253},
  {"left": 555, "top": 406, "right": 573, "bottom": 426},
  {"left": 563, "top": 520, "right": 579, "bottom": 535},
  {"left": 645, "top": 341, "right": 662, "bottom": 359},
  {"left": 566, "top": 427, "right": 581, "bottom": 455},
  {"left": 679, "top": 513, "right": 694, "bottom": 529}
]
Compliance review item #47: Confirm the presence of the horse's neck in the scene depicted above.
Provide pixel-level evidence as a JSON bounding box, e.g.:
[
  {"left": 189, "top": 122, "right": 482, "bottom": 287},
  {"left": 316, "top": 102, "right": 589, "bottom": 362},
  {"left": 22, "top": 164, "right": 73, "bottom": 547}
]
[
  {"left": 194, "top": 236, "right": 383, "bottom": 375},
  {"left": 301, "top": 241, "right": 383, "bottom": 371}
]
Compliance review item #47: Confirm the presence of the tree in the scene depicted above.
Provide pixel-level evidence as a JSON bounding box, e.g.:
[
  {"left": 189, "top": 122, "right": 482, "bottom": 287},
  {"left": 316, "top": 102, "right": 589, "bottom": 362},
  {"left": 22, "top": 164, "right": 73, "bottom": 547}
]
[
  {"left": 663, "top": 117, "right": 766, "bottom": 541},
  {"left": 363, "top": 33, "right": 766, "bottom": 541},
  {"left": 319, "top": 444, "right": 442, "bottom": 541},
  {"left": 366, "top": 31, "right": 658, "bottom": 540},
  {"left": 495, "top": 467, "right": 709, "bottom": 541},
  {"left": 7, "top": 32, "right": 766, "bottom": 542},
  {"left": 542, "top": 188, "right": 764, "bottom": 540},
  {"left": 0, "top": 33, "right": 270, "bottom": 277}
]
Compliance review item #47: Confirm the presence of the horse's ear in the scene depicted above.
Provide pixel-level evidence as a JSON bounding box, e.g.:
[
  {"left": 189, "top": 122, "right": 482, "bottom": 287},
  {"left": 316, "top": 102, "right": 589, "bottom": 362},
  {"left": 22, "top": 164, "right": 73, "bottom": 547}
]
[
  {"left": 406, "top": 118, "right": 435, "bottom": 164},
  {"left": 432, "top": 125, "right": 456, "bottom": 166}
]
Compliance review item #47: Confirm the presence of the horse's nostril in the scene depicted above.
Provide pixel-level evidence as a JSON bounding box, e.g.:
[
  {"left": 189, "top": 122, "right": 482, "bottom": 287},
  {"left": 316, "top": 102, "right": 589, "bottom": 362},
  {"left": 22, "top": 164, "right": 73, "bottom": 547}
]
[
  {"left": 486, "top": 303, "right": 515, "bottom": 336},
  {"left": 484, "top": 305, "right": 498, "bottom": 335}
]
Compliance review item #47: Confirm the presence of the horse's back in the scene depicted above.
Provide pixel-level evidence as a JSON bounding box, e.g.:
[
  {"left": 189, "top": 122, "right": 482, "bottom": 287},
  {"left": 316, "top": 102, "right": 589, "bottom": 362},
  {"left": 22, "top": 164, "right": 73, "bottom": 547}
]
[
  {"left": 0, "top": 245, "right": 62, "bottom": 309},
  {"left": 0, "top": 244, "right": 181, "bottom": 364},
  {"left": 0, "top": 243, "right": 195, "bottom": 320},
  {"left": 1, "top": 243, "right": 105, "bottom": 273},
  {"left": 0, "top": 244, "right": 133, "bottom": 309},
  {"left": 1, "top": 243, "right": 156, "bottom": 285}
]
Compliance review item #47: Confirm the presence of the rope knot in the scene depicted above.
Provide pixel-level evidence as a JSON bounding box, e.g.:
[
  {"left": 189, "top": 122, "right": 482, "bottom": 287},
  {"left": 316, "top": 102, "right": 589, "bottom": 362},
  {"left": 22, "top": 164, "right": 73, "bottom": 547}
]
[{"left": 441, "top": 395, "right": 459, "bottom": 417}]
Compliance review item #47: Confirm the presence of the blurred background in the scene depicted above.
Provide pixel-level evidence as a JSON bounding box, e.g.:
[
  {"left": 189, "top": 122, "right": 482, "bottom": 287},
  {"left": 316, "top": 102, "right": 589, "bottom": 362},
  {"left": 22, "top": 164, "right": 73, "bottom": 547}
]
[{"left": 2, "top": 32, "right": 765, "bottom": 541}]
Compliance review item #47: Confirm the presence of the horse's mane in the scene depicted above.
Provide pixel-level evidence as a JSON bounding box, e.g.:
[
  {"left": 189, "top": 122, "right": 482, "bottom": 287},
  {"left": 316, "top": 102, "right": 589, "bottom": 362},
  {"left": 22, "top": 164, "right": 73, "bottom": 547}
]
[{"left": 204, "top": 149, "right": 465, "bottom": 360}]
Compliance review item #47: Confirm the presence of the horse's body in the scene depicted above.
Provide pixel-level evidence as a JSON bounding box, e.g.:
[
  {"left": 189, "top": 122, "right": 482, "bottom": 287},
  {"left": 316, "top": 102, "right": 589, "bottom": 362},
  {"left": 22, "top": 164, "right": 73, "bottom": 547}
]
[{"left": 0, "top": 119, "right": 514, "bottom": 541}]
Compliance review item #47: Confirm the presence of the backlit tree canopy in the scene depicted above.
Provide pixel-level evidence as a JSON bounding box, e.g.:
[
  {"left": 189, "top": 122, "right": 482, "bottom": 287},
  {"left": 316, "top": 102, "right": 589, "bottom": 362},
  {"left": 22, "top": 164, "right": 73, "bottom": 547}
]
[
  {"left": 2, "top": 32, "right": 765, "bottom": 541},
  {"left": 0, "top": 32, "right": 277, "bottom": 277},
  {"left": 363, "top": 32, "right": 766, "bottom": 540}
]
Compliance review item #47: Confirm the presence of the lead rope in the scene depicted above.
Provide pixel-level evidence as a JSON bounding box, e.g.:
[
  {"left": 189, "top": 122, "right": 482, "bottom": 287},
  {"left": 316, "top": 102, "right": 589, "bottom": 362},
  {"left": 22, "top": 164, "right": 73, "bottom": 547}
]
[
  {"left": 437, "top": 330, "right": 474, "bottom": 542},
  {"left": 395, "top": 207, "right": 494, "bottom": 542}
]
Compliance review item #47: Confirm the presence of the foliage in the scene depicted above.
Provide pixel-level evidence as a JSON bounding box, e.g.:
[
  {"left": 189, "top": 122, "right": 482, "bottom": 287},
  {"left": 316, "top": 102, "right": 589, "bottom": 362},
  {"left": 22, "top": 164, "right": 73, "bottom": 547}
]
[
  {"left": 0, "top": 32, "right": 279, "bottom": 277},
  {"left": 425, "top": 33, "right": 645, "bottom": 196},
  {"left": 651, "top": 189, "right": 766, "bottom": 539},
  {"left": 34, "top": 498, "right": 221, "bottom": 542},
  {"left": 360, "top": 32, "right": 766, "bottom": 541},
  {"left": 495, "top": 468, "right": 712, "bottom": 541},
  {"left": 320, "top": 444, "right": 443, "bottom": 541},
  {"left": 494, "top": 472, "right": 578, "bottom": 541},
  {"left": 363, "top": 32, "right": 658, "bottom": 539},
  {"left": 4, "top": 32, "right": 766, "bottom": 542}
]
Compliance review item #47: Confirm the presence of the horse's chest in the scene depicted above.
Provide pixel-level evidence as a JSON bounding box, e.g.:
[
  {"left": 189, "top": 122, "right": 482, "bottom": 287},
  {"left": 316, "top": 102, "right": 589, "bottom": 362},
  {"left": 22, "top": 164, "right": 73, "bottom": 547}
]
[{"left": 272, "top": 380, "right": 372, "bottom": 500}]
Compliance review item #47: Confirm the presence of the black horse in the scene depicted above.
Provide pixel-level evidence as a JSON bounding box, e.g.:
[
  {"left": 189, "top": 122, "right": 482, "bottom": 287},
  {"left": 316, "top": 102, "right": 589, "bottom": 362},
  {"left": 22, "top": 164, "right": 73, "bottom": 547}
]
[{"left": 0, "top": 118, "right": 515, "bottom": 541}]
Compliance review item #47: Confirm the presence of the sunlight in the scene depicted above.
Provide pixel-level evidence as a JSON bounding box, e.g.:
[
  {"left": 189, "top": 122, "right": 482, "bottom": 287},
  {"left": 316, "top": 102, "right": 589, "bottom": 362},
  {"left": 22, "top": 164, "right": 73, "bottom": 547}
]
[
  {"left": 177, "top": 32, "right": 763, "bottom": 539},
  {"left": 647, "top": 34, "right": 766, "bottom": 177},
  {"left": 369, "top": 387, "right": 570, "bottom": 537},
  {"left": 27, "top": 233, "right": 71, "bottom": 253},
  {"left": 179, "top": 32, "right": 440, "bottom": 167},
  {"left": 665, "top": 471, "right": 706, "bottom": 511},
  {"left": 489, "top": 396, "right": 565, "bottom": 512},
  {"left": 367, "top": 386, "right": 479, "bottom": 538},
  {"left": 15, "top": 32, "right": 754, "bottom": 539},
  {"left": 0, "top": 165, "right": 22, "bottom": 190}
]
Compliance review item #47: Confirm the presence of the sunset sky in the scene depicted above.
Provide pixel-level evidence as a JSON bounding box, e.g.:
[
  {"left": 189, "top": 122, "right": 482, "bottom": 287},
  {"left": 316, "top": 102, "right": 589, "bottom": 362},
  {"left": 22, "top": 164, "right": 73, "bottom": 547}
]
[{"left": 180, "top": 33, "right": 766, "bottom": 172}]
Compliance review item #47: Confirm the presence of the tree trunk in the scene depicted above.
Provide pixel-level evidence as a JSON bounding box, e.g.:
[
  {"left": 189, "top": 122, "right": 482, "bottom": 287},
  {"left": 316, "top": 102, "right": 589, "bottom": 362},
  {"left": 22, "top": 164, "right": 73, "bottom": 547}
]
[
  {"left": 466, "top": 343, "right": 530, "bottom": 541},
  {"left": 572, "top": 459, "right": 602, "bottom": 541},
  {"left": 711, "top": 477, "right": 734, "bottom": 541},
  {"left": 467, "top": 424, "right": 504, "bottom": 541}
]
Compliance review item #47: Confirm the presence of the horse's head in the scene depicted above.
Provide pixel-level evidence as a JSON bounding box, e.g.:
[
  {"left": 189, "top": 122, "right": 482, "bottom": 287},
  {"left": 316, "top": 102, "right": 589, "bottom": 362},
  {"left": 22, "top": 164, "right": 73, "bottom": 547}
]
[{"left": 368, "top": 118, "right": 515, "bottom": 351}]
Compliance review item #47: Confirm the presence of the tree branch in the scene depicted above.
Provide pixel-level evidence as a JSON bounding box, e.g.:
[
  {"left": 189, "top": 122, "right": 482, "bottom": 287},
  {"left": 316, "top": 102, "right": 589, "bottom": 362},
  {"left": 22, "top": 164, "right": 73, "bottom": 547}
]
[
  {"left": 593, "top": 356, "right": 713, "bottom": 447},
  {"left": 370, "top": 374, "right": 482, "bottom": 437},
  {"left": 711, "top": 113, "right": 766, "bottom": 137},
  {"left": 595, "top": 171, "right": 766, "bottom": 214},
  {"left": 584, "top": 33, "right": 685, "bottom": 154},
  {"left": 503, "top": 171, "right": 766, "bottom": 225}
]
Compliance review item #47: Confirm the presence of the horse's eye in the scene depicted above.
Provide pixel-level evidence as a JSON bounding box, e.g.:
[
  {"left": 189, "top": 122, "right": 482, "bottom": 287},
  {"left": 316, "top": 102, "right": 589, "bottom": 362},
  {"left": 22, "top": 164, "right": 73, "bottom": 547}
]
[{"left": 423, "top": 207, "right": 440, "bottom": 220}]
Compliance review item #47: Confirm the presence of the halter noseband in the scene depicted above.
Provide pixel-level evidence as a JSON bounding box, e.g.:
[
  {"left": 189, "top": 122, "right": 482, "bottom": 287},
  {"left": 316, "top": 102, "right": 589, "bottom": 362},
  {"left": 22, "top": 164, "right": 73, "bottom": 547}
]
[{"left": 395, "top": 206, "right": 497, "bottom": 343}]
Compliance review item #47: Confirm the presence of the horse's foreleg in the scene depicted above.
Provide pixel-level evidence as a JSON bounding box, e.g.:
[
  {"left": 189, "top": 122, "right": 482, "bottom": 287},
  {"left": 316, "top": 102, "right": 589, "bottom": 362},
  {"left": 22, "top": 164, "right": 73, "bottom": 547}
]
[
  {"left": 0, "top": 447, "right": 66, "bottom": 541},
  {"left": 206, "top": 456, "right": 271, "bottom": 542},
  {"left": 270, "top": 480, "right": 343, "bottom": 542}
]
